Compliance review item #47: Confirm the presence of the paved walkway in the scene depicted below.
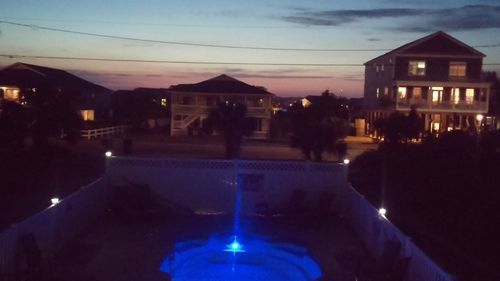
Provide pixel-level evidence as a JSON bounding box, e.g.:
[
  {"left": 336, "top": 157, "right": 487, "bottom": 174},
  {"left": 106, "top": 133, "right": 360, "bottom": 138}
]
[{"left": 85, "top": 133, "right": 377, "bottom": 161}]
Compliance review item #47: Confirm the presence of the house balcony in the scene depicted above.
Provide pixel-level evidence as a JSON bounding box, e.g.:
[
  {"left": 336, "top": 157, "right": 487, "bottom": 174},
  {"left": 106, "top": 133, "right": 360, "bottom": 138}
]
[
  {"left": 172, "top": 104, "right": 272, "bottom": 118},
  {"left": 396, "top": 98, "right": 488, "bottom": 112}
]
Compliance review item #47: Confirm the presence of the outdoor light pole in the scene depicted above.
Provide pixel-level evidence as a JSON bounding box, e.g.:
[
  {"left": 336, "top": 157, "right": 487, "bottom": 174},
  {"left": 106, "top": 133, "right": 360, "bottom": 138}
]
[
  {"left": 475, "top": 114, "right": 484, "bottom": 165},
  {"left": 476, "top": 114, "right": 484, "bottom": 134}
]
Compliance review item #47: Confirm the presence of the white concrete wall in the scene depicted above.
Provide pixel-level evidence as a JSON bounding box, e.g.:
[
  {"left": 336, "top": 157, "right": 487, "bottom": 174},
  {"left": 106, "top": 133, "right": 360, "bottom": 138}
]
[
  {"left": 0, "top": 178, "right": 107, "bottom": 274},
  {"left": 334, "top": 184, "right": 453, "bottom": 281},
  {"left": 106, "top": 157, "right": 347, "bottom": 215}
]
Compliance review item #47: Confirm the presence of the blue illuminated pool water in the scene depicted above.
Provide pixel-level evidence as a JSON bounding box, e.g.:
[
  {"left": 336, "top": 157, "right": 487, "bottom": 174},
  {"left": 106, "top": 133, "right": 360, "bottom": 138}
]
[{"left": 160, "top": 234, "right": 322, "bottom": 281}]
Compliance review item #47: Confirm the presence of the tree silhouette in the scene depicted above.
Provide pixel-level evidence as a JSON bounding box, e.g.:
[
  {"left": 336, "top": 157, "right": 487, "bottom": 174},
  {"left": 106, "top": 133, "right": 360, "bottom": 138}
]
[
  {"left": 483, "top": 71, "right": 499, "bottom": 118},
  {"left": 206, "top": 102, "right": 255, "bottom": 159},
  {"left": 28, "top": 87, "right": 83, "bottom": 148},
  {"left": 290, "top": 91, "right": 349, "bottom": 161},
  {"left": 377, "top": 107, "right": 423, "bottom": 145},
  {"left": 0, "top": 100, "right": 30, "bottom": 155}
]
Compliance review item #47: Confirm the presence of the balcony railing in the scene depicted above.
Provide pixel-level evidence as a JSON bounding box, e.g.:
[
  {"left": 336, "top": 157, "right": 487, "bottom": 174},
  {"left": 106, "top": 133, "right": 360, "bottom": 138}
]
[
  {"left": 397, "top": 98, "right": 487, "bottom": 111},
  {"left": 172, "top": 104, "right": 270, "bottom": 117}
]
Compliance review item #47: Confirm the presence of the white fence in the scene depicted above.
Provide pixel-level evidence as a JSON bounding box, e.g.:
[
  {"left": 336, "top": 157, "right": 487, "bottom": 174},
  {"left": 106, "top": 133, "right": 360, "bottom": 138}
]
[
  {"left": 0, "top": 178, "right": 107, "bottom": 275},
  {"left": 106, "top": 157, "right": 347, "bottom": 215},
  {"left": 334, "top": 184, "right": 453, "bottom": 281},
  {"left": 80, "top": 125, "right": 128, "bottom": 140}
]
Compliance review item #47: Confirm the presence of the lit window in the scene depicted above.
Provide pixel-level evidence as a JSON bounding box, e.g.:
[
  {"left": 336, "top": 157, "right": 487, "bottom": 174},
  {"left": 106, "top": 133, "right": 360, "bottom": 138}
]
[
  {"left": 398, "top": 87, "right": 407, "bottom": 99},
  {"left": 432, "top": 122, "right": 440, "bottom": 132},
  {"left": 431, "top": 87, "right": 443, "bottom": 103},
  {"left": 80, "top": 110, "right": 95, "bottom": 121},
  {"left": 409, "top": 61, "right": 426, "bottom": 76},
  {"left": 376, "top": 65, "right": 380, "bottom": 72},
  {"left": 451, "top": 88, "right": 460, "bottom": 104},
  {"left": 1, "top": 87, "right": 20, "bottom": 101},
  {"left": 161, "top": 98, "right": 168, "bottom": 106},
  {"left": 381, "top": 64, "right": 385, "bottom": 71},
  {"left": 384, "top": 87, "right": 388, "bottom": 95},
  {"left": 376, "top": 88, "right": 380, "bottom": 98},
  {"left": 449, "top": 62, "right": 466, "bottom": 77},
  {"left": 465, "top": 89, "right": 474, "bottom": 104}
]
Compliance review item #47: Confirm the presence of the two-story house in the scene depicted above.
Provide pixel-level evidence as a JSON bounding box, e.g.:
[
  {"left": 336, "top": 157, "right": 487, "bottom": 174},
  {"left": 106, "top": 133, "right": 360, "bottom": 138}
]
[
  {"left": 364, "top": 31, "right": 491, "bottom": 135},
  {"left": 0, "top": 62, "right": 112, "bottom": 122},
  {"left": 169, "top": 74, "right": 273, "bottom": 138}
]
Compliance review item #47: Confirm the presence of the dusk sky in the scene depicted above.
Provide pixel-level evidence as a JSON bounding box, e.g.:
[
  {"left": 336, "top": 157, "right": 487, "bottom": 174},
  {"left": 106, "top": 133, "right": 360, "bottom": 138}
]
[{"left": 0, "top": 0, "right": 499, "bottom": 97}]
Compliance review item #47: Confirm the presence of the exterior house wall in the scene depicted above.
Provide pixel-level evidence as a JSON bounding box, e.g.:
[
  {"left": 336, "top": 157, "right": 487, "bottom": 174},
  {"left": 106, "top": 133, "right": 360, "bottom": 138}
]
[
  {"left": 394, "top": 57, "right": 482, "bottom": 82},
  {"left": 363, "top": 56, "right": 396, "bottom": 110},
  {"left": 170, "top": 92, "right": 272, "bottom": 138},
  {"left": 363, "top": 32, "right": 490, "bottom": 136}
]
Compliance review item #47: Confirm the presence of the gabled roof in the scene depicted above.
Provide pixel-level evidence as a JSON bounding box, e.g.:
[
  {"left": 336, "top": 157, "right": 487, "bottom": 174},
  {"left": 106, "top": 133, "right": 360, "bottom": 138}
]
[
  {"left": 169, "top": 74, "right": 273, "bottom": 95},
  {"left": 0, "top": 62, "right": 111, "bottom": 93},
  {"left": 365, "top": 31, "right": 485, "bottom": 65}
]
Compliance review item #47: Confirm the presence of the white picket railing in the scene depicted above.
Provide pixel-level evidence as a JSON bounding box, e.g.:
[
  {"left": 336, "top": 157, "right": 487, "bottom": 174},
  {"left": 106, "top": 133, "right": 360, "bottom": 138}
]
[{"left": 80, "top": 125, "right": 128, "bottom": 140}]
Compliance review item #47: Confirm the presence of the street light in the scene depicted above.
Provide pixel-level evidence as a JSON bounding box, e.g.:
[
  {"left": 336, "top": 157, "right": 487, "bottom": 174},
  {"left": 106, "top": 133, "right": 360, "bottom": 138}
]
[
  {"left": 105, "top": 151, "right": 113, "bottom": 157},
  {"left": 343, "top": 159, "right": 350, "bottom": 165},
  {"left": 476, "top": 114, "right": 484, "bottom": 132},
  {"left": 476, "top": 114, "right": 484, "bottom": 123}
]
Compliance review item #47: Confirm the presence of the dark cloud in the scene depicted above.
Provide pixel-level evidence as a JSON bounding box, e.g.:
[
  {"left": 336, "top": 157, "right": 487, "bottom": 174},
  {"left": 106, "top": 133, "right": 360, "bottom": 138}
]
[
  {"left": 233, "top": 73, "right": 331, "bottom": 79},
  {"left": 284, "top": 5, "right": 500, "bottom": 32},
  {"left": 184, "top": 68, "right": 331, "bottom": 80},
  {"left": 367, "top": 38, "right": 381, "bottom": 42},
  {"left": 222, "top": 68, "right": 331, "bottom": 79},
  {"left": 332, "top": 74, "right": 364, "bottom": 82},
  {"left": 397, "top": 5, "right": 500, "bottom": 32},
  {"left": 284, "top": 8, "right": 425, "bottom": 26}
]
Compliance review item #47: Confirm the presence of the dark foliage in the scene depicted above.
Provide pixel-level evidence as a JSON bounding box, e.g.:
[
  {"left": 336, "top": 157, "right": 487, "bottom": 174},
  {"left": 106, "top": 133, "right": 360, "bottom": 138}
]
[
  {"left": 375, "top": 107, "right": 423, "bottom": 144},
  {"left": 290, "top": 91, "right": 350, "bottom": 161},
  {"left": 206, "top": 102, "right": 255, "bottom": 159},
  {"left": 482, "top": 71, "right": 499, "bottom": 116},
  {"left": 349, "top": 129, "right": 500, "bottom": 281},
  {"left": 270, "top": 110, "right": 292, "bottom": 138},
  {"left": 26, "top": 87, "right": 84, "bottom": 148},
  {"left": 0, "top": 100, "right": 30, "bottom": 155},
  {"left": 112, "top": 91, "right": 168, "bottom": 131}
]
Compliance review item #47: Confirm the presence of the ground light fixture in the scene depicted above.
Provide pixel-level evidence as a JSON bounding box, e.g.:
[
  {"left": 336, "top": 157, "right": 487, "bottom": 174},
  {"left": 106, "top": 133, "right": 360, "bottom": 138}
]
[
  {"left": 105, "top": 151, "right": 113, "bottom": 157},
  {"left": 343, "top": 159, "right": 350, "bottom": 165},
  {"left": 50, "top": 197, "right": 60, "bottom": 206},
  {"left": 378, "top": 207, "right": 387, "bottom": 218}
]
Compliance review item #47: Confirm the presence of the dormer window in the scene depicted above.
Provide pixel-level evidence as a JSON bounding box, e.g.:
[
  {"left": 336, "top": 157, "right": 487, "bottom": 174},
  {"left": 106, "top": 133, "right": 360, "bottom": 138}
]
[
  {"left": 408, "top": 60, "right": 426, "bottom": 76},
  {"left": 449, "top": 62, "right": 466, "bottom": 77}
]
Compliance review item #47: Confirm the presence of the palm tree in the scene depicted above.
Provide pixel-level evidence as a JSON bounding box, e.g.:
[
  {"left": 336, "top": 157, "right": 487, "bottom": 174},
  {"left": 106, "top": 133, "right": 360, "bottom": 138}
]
[{"left": 206, "top": 102, "right": 255, "bottom": 159}]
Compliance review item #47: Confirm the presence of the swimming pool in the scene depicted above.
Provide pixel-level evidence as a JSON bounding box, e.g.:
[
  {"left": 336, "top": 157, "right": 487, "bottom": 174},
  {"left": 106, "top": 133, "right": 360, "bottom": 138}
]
[{"left": 160, "top": 234, "right": 322, "bottom": 281}]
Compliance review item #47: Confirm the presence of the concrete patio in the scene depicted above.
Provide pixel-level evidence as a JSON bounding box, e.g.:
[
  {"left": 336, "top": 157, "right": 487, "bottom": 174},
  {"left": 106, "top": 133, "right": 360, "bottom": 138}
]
[{"left": 50, "top": 209, "right": 369, "bottom": 281}]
